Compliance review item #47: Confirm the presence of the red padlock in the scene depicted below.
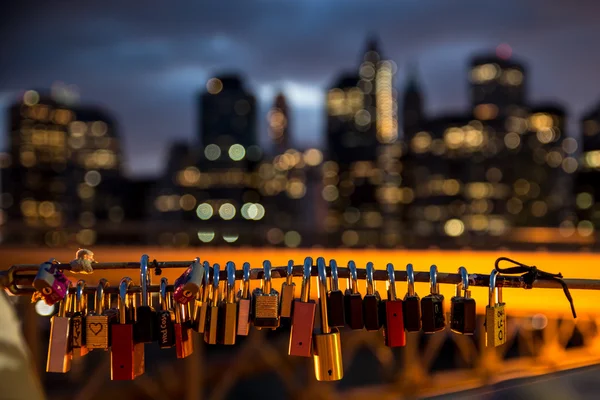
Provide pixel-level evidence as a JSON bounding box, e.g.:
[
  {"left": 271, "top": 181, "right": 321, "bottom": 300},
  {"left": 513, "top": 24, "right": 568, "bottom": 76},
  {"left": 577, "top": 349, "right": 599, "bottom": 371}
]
[
  {"left": 381, "top": 263, "right": 406, "bottom": 348},
  {"left": 289, "top": 257, "right": 317, "bottom": 357},
  {"left": 111, "top": 277, "right": 145, "bottom": 380}
]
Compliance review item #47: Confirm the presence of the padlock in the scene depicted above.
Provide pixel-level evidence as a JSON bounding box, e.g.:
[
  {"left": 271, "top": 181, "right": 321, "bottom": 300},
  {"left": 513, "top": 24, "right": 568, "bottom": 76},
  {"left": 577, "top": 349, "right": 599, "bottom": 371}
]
[
  {"left": 485, "top": 269, "right": 507, "bottom": 347},
  {"left": 421, "top": 265, "right": 446, "bottom": 333},
  {"left": 86, "top": 279, "right": 117, "bottom": 350},
  {"left": 402, "top": 263, "right": 421, "bottom": 332},
  {"left": 156, "top": 278, "right": 176, "bottom": 349},
  {"left": 46, "top": 281, "right": 73, "bottom": 373},
  {"left": 450, "top": 266, "right": 477, "bottom": 335},
  {"left": 279, "top": 260, "right": 296, "bottom": 318},
  {"left": 135, "top": 255, "right": 156, "bottom": 343},
  {"left": 252, "top": 260, "right": 280, "bottom": 330},
  {"left": 34, "top": 259, "right": 69, "bottom": 306},
  {"left": 326, "top": 259, "right": 345, "bottom": 328},
  {"left": 237, "top": 262, "right": 252, "bottom": 336},
  {"left": 174, "top": 257, "right": 205, "bottom": 305},
  {"left": 363, "top": 261, "right": 382, "bottom": 331},
  {"left": 174, "top": 295, "right": 194, "bottom": 358},
  {"left": 344, "top": 260, "right": 364, "bottom": 330},
  {"left": 218, "top": 261, "right": 238, "bottom": 345},
  {"left": 289, "top": 257, "right": 317, "bottom": 357},
  {"left": 192, "top": 261, "right": 211, "bottom": 333},
  {"left": 204, "top": 263, "right": 221, "bottom": 344},
  {"left": 71, "top": 280, "right": 89, "bottom": 357},
  {"left": 381, "top": 263, "right": 406, "bottom": 347},
  {"left": 111, "top": 277, "right": 145, "bottom": 381},
  {"left": 313, "top": 255, "right": 344, "bottom": 381}
]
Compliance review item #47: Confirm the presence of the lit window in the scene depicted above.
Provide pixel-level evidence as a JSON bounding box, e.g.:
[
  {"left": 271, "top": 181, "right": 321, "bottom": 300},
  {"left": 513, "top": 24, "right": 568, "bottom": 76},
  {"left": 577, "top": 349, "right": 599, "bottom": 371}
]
[
  {"left": 218, "top": 203, "right": 236, "bottom": 220},
  {"left": 228, "top": 144, "right": 245, "bottom": 161},
  {"left": 444, "top": 219, "right": 465, "bottom": 237},
  {"left": 196, "top": 203, "right": 213, "bottom": 220},
  {"left": 204, "top": 144, "right": 221, "bottom": 161},
  {"left": 206, "top": 78, "right": 223, "bottom": 94}
]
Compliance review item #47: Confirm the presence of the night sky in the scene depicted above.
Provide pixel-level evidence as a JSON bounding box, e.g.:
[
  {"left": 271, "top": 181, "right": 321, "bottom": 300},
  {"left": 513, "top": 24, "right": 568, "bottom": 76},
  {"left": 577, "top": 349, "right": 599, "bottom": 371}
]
[{"left": 1, "top": 0, "right": 600, "bottom": 177}]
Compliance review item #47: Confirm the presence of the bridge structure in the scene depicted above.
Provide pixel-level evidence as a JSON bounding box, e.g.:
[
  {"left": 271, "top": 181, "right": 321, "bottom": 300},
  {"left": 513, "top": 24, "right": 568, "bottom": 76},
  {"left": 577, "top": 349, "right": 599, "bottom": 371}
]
[{"left": 3, "top": 247, "right": 600, "bottom": 399}]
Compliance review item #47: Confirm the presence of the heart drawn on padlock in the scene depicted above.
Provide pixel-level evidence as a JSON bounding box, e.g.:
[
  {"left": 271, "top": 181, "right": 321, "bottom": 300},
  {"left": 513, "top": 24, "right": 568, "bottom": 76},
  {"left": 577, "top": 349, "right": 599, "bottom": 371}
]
[{"left": 89, "top": 323, "right": 103, "bottom": 335}]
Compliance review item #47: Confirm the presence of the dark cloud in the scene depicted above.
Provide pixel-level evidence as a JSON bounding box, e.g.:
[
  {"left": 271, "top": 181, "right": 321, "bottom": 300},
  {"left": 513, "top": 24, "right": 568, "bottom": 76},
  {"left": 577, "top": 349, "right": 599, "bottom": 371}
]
[{"left": 1, "top": 0, "right": 600, "bottom": 176}]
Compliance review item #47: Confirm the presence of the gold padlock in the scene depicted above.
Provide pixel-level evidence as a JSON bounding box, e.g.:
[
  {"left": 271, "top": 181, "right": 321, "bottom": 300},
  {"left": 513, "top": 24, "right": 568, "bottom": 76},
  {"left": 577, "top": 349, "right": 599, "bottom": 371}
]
[
  {"left": 485, "top": 269, "right": 506, "bottom": 347},
  {"left": 313, "top": 257, "right": 343, "bottom": 381},
  {"left": 279, "top": 260, "right": 296, "bottom": 318},
  {"left": 86, "top": 279, "right": 116, "bottom": 350},
  {"left": 71, "top": 280, "right": 89, "bottom": 357},
  {"left": 192, "top": 261, "right": 211, "bottom": 333},
  {"left": 204, "top": 263, "right": 220, "bottom": 345},
  {"left": 219, "top": 261, "right": 238, "bottom": 345}
]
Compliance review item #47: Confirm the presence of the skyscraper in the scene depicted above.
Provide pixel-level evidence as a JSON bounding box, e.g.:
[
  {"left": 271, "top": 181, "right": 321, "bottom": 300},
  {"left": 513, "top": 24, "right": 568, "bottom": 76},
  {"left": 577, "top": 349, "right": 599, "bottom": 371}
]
[
  {"left": 1, "top": 90, "right": 124, "bottom": 246},
  {"left": 268, "top": 93, "right": 290, "bottom": 153},
  {"left": 199, "top": 74, "right": 258, "bottom": 150},
  {"left": 324, "top": 36, "right": 397, "bottom": 247}
]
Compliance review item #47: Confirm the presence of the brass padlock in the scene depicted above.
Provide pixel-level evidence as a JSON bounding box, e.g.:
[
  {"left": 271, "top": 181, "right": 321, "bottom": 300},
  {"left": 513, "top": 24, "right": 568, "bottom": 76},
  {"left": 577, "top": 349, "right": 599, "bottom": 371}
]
[
  {"left": 312, "top": 257, "right": 343, "bottom": 381},
  {"left": 71, "top": 280, "right": 89, "bottom": 357},
  {"left": 204, "top": 263, "right": 220, "bottom": 345},
  {"left": 192, "top": 261, "right": 211, "bottom": 333},
  {"left": 252, "top": 260, "right": 280, "bottom": 329},
  {"left": 485, "top": 269, "right": 507, "bottom": 347},
  {"left": 86, "top": 279, "right": 116, "bottom": 350},
  {"left": 280, "top": 260, "right": 295, "bottom": 318},
  {"left": 46, "top": 282, "right": 73, "bottom": 373},
  {"left": 218, "top": 261, "right": 238, "bottom": 345},
  {"left": 236, "top": 262, "right": 252, "bottom": 336}
]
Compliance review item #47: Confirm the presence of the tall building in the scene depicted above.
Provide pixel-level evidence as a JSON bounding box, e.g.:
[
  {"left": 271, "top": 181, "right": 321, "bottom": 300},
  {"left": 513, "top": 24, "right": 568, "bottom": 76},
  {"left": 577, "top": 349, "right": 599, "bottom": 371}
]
[
  {"left": 325, "top": 36, "right": 398, "bottom": 247},
  {"left": 268, "top": 93, "right": 290, "bottom": 153},
  {"left": 573, "top": 103, "right": 600, "bottom": 236},
  {"left": 402, "top": 64, "right": 424, "bottom": 139},
  {"left": 1, "top": 90, "right": 125, "bottom": 246},
  {"left": 470, "top": 55, "right": 526, "bottom": 117},
  {"left": 199, "top": 74, "right": 258, "bottom": 150}
]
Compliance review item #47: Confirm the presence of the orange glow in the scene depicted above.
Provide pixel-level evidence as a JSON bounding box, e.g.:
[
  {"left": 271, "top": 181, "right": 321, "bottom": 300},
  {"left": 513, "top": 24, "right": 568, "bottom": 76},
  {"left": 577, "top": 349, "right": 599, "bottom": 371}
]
[{"left": 3, "top": 247, "right": 600, "bottom": 318}]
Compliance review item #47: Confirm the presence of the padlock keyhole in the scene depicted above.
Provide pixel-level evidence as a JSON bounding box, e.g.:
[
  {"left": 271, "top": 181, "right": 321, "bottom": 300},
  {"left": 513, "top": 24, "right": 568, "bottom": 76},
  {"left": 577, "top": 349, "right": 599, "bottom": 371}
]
[
  {"left": 328, "top": 369, "right": 333, "bottom": 376},
  {"left": 298, "top": 342, "right": 303, "bottom": 346}
]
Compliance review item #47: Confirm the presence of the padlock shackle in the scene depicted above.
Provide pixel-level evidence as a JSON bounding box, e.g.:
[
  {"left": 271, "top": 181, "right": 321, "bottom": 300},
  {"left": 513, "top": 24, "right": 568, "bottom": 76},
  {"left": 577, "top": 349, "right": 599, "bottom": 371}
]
[
  {"left": 429, "top": 265, "right": 439, "bottom": 295},
  {"left": 300, "top": 257, "right": 312, "bottom": 303},
  {"left": 226, "top": 261, "right": 236, "bottom": 304},
  {"left": 241, "top": 262, "right": 250, "bottom": 299},
  {"left": 317, "top": 257, "right": 331, "bottom": 334},
  {"left": 406, "top": 263, "right": 416, "bottom": 297},
  {"left": 211, "top": 264, "right": 220, "bottom": 307},
  {"left": 456, "top": 266, "right": 469, "bottom": 297},
  {"left": 140, "top": 254, "right": 150, "bottom": 307},
  {"left": 57, "top": 281, "right": 72, "bottom": 317},
  {"left": 348, "top": 260, "right": 359, "bottom": 295},
  {"left": 329, "top": 259, "right": 340, "bottom": 291},
  {"left": 75, "top": 280, "right": 86, "bottom": 314},
  {"left": 118, "top": 277, "right": 133, "bottom": 324},
  {"left": 366, "top": 262, "right": 375, "bottom": 295},
  {"left": 285, "top": 260, "right": 293, "bottom": 285},
  {"left": 160, "top": 277, "right": 169, "bottom": 311},
  {"left": 488, "top": 269, "right": 502, "bottom": 306},
  {"left": 262, "top": 260, "right": 272, "bottom": 293},
  {"left": 201, "top": 261, "right": 211, "bottom": 302},
  {"left": 95, "top": 278, "right": 109, "bottom": 314},
  {"left": 386, "top": 263, "right": 397, "bottom": 301}
]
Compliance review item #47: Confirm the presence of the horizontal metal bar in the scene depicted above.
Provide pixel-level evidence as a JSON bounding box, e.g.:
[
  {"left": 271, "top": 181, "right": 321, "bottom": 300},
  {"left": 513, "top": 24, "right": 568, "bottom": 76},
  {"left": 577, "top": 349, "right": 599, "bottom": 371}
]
[{"left": 2, "top": 260, "right": 599, "bottom": 296}]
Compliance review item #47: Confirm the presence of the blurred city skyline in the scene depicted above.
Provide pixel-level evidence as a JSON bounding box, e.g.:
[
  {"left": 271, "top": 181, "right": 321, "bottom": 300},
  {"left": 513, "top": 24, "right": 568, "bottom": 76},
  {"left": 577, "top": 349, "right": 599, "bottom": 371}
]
[{"left": 2, "top": 0, "right": 600, "bottom": 177}]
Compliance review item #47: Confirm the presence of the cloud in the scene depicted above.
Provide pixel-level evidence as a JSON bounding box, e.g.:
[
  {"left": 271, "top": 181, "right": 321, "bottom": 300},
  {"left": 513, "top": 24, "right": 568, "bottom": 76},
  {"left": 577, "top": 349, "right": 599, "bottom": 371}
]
[{"left": 1, "top": 0, "right": 600, "bottom": 176}]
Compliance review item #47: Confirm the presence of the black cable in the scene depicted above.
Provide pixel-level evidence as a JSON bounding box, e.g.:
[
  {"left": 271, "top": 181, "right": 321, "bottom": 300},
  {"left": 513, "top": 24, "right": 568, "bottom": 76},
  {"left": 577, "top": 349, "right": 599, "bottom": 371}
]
[{"left": 494, "top": 257, "right": 576, "bottom": 318}]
